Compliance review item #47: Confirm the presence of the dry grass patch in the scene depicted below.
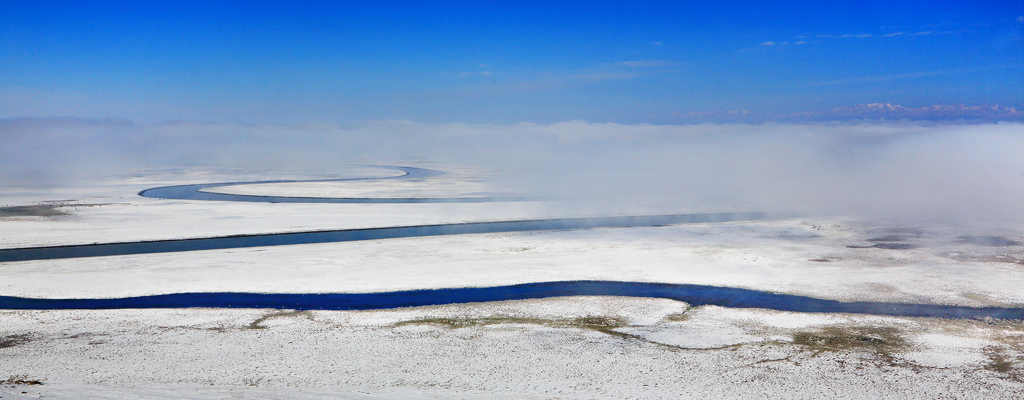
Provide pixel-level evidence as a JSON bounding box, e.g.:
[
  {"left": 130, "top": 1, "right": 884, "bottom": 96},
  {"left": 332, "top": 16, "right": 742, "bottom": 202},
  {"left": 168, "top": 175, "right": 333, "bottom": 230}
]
[
  {"left": 1, "top": 375, "right": 43, "bottom": 386},
  {"left": 395, "top": 315, "right": 628, "bottom": 331},
  {"left": 244, "top": 310, "right": 313, "bottom": 329},
  {"left": 0, "top": 205, "right": 66, "bottom": 217},
  {"left": 792, "top": 326, "right": 907, "bottom": 363},
  {"left": 0, "top": 334, "right": 30, "bottom": 349}
]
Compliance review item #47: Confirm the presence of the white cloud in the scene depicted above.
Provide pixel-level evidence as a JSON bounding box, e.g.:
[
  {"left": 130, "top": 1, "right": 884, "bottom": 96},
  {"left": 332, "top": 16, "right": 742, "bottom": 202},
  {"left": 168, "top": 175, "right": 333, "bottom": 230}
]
[
  {"left": 458, "top": 71, "right": 497, "bottom": 76},
  {"left": 759, "top": 41, "right": 801, "bottom": 46},
  {"left": 5, "top": 119, "right": 1021, "bottom": 224},
  {"left": 912, "top": 31, "right": 932, "bottom": 35},
  {"left": 809, "top": 63, "right": 1024, "bottom": 86},
  {"left": 841, "top": 34, "right": 872, "bottom": 38},
  {"left": 883, "top": 32, "right": 904, "bottom": 37},
  {"left": 616, "top": 60, "right": 678, "bottom": 67}
]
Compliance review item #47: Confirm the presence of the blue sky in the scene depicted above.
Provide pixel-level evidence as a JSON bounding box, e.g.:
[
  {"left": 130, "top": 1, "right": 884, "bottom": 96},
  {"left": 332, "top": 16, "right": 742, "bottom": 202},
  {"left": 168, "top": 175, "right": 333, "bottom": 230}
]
[{"left": 1, "top": 1, "right": 1022, "bottom": 123}]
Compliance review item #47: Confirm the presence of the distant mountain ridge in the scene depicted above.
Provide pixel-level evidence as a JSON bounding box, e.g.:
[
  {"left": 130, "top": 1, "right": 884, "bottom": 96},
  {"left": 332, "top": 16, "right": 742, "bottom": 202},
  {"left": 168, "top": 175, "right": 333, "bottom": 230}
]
[
  {"left": 785, "top": 103, "right": 1024, "bottom": 121},
  {"left": 671, "top": 103, "right": 1024, "bottom": 123}
]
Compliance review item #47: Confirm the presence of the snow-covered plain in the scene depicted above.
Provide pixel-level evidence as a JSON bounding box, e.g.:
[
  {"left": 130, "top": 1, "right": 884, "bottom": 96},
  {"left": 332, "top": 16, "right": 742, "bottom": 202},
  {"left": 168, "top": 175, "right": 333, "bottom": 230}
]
[
  {"left": 2, "top": 166, "right": 1023, "bottom": 398},
  {"left": 201, "top": 167, "right": 516, "bottom": 199},
  {"left": 3, "top": 215, "right": 1023, "bottom": 307},
  {"left": 2, "top": 299, "right": 1022, "bottom": 399},
  {"left": 0, "top": 166, "right": 559, "bottom": 249}
]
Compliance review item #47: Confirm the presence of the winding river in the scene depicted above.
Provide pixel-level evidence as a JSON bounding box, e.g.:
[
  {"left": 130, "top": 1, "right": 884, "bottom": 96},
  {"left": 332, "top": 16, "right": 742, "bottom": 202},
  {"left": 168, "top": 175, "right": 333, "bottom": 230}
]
[
  {"left": 0, "top": 213, "right": 768, "bottom": 262},
  {"left": 3, "top": 166, "right": 1021, "bottom": 320},
  {"left": 138, "top": 166, "right": 533, "bottom": 203},
  {"left": 2, "top": 281, "right": 1022, "bottom": 319}
]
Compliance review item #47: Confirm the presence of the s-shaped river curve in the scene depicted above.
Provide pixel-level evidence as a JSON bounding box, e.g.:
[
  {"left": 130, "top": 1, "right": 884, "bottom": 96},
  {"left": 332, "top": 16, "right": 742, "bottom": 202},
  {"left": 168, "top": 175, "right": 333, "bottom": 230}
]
[{"left": 138, "top": 165, "right": 533, "bottom": 203}]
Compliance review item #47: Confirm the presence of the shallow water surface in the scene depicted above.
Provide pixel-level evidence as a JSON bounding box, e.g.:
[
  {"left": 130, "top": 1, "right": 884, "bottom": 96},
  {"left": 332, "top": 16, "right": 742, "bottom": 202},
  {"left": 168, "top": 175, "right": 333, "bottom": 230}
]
[
  {"left": 0, "top": 213, "right": 769, "bottom": 262},
  {"left": 2, "top": 281, "right": 1022, "bottom": 320}
]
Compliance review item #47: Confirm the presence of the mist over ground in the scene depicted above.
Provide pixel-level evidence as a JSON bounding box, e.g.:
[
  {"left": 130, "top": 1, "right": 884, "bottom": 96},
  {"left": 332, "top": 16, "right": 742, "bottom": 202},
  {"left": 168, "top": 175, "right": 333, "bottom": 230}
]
[{"left": 2, "top": 118, "right": 1021, "bottom": 224}]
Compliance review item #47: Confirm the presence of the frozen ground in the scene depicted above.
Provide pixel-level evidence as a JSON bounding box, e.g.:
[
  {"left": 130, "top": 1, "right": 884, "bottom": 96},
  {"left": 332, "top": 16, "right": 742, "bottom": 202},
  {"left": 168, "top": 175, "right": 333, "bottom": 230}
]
[
  {"left": 2, "top": 166, "right": 1023, "bottom": 398},
  {"left": 2, "top": 216, "right": 1023, "bottom": 308},
  {"left": 1, "top": 298, "right": 1022, "bottom": 399},
  {"left": 0, "top": 165, "right": 712, "bottom": 249},
  {"left": 0, "top": 166, "right": 549, "bottom": 249},
  {"left": 201, "top": 167, "right": 515, "bottom": 199}
]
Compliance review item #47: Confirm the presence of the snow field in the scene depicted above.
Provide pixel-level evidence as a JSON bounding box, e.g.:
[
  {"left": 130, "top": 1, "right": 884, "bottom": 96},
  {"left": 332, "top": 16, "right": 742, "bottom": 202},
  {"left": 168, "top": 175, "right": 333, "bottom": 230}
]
[{"left": 2, "top": 297, "right": 1022, "bottom": 399}]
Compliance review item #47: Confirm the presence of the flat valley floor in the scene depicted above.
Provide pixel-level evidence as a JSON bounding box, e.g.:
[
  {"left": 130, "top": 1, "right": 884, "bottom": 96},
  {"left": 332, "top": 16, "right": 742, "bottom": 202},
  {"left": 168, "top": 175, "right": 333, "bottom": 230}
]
[{"left": 2, "top": 167, "right": 1023, "bottom": 399}]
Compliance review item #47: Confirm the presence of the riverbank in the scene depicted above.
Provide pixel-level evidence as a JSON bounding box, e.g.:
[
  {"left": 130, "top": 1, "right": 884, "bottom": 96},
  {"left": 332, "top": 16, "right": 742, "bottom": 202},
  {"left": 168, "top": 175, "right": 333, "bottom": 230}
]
[
  {"left": 2, "top": 167, "right": 1023, "bottom": 398},
  {"left": 2, "top": 297, "right": 1022, "bottom": 399}
]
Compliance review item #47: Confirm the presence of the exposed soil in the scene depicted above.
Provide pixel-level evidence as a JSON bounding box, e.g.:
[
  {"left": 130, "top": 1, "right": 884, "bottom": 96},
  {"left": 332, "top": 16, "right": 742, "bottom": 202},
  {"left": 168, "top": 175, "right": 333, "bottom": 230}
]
[
  {"left": 944, "top": 253, "right": 1024, "bottom": 266},
  {"left": 847, "top": 243, "right": 918, "bottom": 250},
  {"left": 957, "top": 236, "right": 1022, "bottom": 247},
  {"left": 882, "top": 227, "right": 924, "bottom": 236},
  {"left": 792, "top": 326, "right": 907, "bottom": 358},
  {"left": 244, "top": 310, "right": 313, "bottom": 329},
  {"left": 663, "top": 312, "right": 691, "bottom": 322},
  {"left": 0, "top": 205, "right": 67, "bottom": 217},
  {"left": 866, "top": 235, "right": 913, "bottom": 242},
  {"left": 0, "top": 334, "right": 30, "bottom": 349},
  {"left": 394, "top": 315, "right": 628, "bottom": 330},
  {"left": 0, "top": 375, "right": 43, "bottom": 386},
  {"left": 985, "top": 348, "right": 1016, "bottom": 373}
]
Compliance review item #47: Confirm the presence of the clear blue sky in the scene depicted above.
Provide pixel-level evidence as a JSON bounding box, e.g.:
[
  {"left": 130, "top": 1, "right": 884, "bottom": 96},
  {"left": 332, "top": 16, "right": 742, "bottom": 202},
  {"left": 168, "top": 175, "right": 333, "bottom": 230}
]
[{"left": 2, "top": 0, "right": 1022, "bottom": 123}]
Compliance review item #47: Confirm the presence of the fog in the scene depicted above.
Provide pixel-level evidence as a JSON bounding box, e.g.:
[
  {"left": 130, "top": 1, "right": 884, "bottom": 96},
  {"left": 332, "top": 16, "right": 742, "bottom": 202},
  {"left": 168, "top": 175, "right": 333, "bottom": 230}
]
[{"left": 2, "top": 117, "right": 1022, "bottom": 224}]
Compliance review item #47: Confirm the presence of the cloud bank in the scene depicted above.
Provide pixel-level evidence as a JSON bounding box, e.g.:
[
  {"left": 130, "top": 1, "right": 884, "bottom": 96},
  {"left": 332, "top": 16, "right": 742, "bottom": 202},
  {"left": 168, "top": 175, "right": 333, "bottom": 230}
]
[{"left": 2, "top": 118, "right": 1021, "bottom": 224}]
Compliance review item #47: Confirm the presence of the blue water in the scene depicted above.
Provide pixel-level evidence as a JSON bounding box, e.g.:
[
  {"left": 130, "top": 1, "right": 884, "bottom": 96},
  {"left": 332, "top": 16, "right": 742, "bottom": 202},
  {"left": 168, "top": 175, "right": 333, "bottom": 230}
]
[
  {"left": 0, "top": 212, "right": 769, "bottom": 262},
  {"left": 2, "top": 281, "right": 1021, "bottom": 319},
  {"left": 6, "top": 166, "right": 1019, "bottom": 319},
  {"left": 138, "top": 166, "right": 533, "bottom": 203}
]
